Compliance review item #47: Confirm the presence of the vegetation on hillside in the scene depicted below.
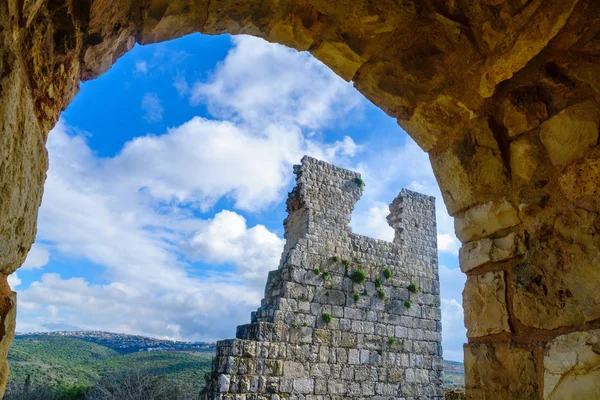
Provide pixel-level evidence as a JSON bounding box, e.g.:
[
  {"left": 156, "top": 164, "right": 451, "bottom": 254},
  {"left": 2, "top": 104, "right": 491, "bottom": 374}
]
[
  {"left": 443, "top": 360, "right": 465, "bottom": 388},
  {"left": 5, "top": 370, "right": 187, "bottom": 400},
  {"left": 7, "top": 335, "right": 213, "bottom": 399}
]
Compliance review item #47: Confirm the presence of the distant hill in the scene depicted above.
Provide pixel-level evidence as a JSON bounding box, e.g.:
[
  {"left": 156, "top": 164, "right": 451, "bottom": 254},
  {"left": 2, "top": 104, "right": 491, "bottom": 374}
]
[
  {"left": 7, "top": 331, "right": 464, "bottom": 395},
  {"left": 8, "top": 333, "right": 214, "bottom": 397},
  {"left": 19, "top": 331, "right": 216, "bottom": 353},
  {"left": 443, "top": 359, "right": 465, "bottom": 388}
]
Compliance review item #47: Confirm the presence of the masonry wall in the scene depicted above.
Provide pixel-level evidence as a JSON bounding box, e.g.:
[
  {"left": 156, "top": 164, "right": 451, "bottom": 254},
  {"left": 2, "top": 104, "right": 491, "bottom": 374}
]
[{"left": 202, "top": 156, "right": 443, "bottom": 400}]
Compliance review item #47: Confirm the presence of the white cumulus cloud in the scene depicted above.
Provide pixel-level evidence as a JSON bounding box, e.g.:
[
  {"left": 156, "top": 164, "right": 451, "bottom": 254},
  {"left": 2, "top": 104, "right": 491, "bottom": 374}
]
[
  {"left": 183, "top": 210, "right": 284, "bottom": 285},
  {"left": 21, "top": 243, "right": 50, "bottom": 270},
  {"left": 191, "top": 35, "right": 362, "bottom": 130}
]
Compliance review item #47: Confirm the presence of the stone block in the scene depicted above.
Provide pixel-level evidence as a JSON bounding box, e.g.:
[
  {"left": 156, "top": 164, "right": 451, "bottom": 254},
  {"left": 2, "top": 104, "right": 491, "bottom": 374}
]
[
  {"left": 464, "top": 343, "right": 537, "bottom": 399},
  {"left": 503, "top": 98, "right": 548, "bottom": 137},
  {"left": 292, "top": 378, "right": 314, "bottom": 394},
  {"left": 454, "top": 199, "right": 520, "bottom": 242},
  {"left": 540, "top": 100, "right": 600, "bottom": 168},
  {"left": 513, "top": 209, "right": 600, "bottom": 330},
  {"left": 559, "top": 153, "right": 600, "bottom": 202},
  {"left": 398, "top": 95, "right": 476, "bottom": 152},
  {"left": 463, "top": 271, "right": 510, "bottom": 338},
  {"left": 283, "top": 361, "right": 306, "bottom": 378},
  {"left": 459, "top": 232, "right": 524, "bottom": 272},
  {"left": 219, "top": 375, "right": 231, "bottom": 393},
  {"left": 510, "top": 135, "right": 541, "bottom": 182},
  {"left": 430, "top": 119, "right": 509, "bottom": 214},
  {"left": 544, "top": 329, "right": 600, "bottom": 400}
]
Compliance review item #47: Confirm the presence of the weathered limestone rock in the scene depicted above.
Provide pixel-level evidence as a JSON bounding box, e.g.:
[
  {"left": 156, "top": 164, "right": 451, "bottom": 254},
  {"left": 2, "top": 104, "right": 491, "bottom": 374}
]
[
  {"left": 444, "top": 388, "right": 466, "bottom": 400},
  {"left": 0, "top": 3, "right": 48, "bottom": 275},
  {"left": 544, "top": 329, "right": 600, "bottom": 400},
  {"left": 140, "top": 0, "right": 210, "bottom": 45},
  {"left": 463, "top": 271, "right": 510, "bottom": 338},
  {"left": 398, "top": 95, "right": 476, "bottom": 152},
  {"left": 540, "top": 100, "right": 600, "bottom": 168},
  {"left": 464, "top": 343, "right": 538, "bottom": 399},
  {"left": 0, "top": 277, "right": 16, "bottom": 398},
  {"left": 559, "top": 151, "right": 600, "bottom": 202},
  {"left": 477, "top": 0, "right": 580, "bottom": 98},
  {"left": 513, "top": 209, "right": 600, "bottom": 330},
  {"left": 454, "top": 199, "right": 521, "bottom": 243},
  {"left": 430, "top": 119, "right": 509, "bottom": 214},
  {"left": 202, "top": 157, "right": 443, "bottom": 399},
  {"left": 503, "top": 98, "right": 548, "bottom": 137},
  {"left": 459, "top": 233, "right": 524, "bottom": 273},
  {"left": 310, "top": 41, "right": 366, "bottom": 82},
  {"left": 510, "top": 135, "right": 542, "bottom": 183}
]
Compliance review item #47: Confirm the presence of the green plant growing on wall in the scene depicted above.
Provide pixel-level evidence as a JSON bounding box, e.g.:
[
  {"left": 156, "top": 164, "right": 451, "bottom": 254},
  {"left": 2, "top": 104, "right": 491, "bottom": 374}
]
[
  {"left": 353, "top": 293, "right": 360, "bottom": 302},
  {"left": 354, "top": 177, "right": 365, "bottom": 187},
  {"left": 404, "top": 300, "right": 412, "bottom": 309},
  {"left": 342, "top": 259, "right": 350, "bottom": 267},
  {"left": 375, "top": 278, "right": 382, "bottom": 288},
  {"left": 332, "top": 256, "right": 340, "bottom": 262},
  {"left": 322, "top": 271, "right": 330, "bottom": 280},
  {"left": 351, "top": 269, "right": 367, "bottom": 284},
  {"left": 383, "top": 268, "right": 392, "bottom": 279},
  {"left": 302, "top": 321, "right": 309, "bottom": 327},
  {"left": 322, "top": 313, "right": 333, "bottom": 324},
  {"left": 408, "top": 282, "right": 419, "bottom": 293},
  {"left": 378, "top": 289, "right": 386, "bottom": 299},
  {"left": 314, "top": 268, "right": 321, "bottom": 275},
  {"left": 388, "top": 337, "right": 396, "bottom": 346}
]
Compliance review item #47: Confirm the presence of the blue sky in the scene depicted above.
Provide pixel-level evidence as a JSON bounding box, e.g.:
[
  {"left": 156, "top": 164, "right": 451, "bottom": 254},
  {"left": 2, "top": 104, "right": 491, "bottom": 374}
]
[{"left": 9, "top": 34, "right": 466, "bottom": 361}]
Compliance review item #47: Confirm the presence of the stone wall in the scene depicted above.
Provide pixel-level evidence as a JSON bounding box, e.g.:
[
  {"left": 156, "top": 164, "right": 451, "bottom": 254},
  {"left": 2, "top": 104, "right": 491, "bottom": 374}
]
[{"left": 201, "top": 156, "right": 443, "bottom": 399}]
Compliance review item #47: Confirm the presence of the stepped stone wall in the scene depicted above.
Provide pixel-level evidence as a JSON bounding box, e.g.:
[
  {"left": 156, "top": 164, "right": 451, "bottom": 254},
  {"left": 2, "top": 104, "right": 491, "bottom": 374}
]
[{"left": 202, "top": 156, "right": 443, "bottom": 400}]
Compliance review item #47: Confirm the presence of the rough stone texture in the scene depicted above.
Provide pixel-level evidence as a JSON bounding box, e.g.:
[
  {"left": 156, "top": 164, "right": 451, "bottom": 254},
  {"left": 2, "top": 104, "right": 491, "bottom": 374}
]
[
  {"left": 0, "top": 3, "right": 48, "bottom": 276},
  {"left": 454, "top": 199, "right": 521, "bottom": 243},
  {"left": 540, "top": 99, "right": 600, "bottom": 168},
  {"left": 464, "top": 343, "right": 538, "bottom": 400},
  {"left": 512, "top": 209, "right": 600, "bottom": 330},
  {"left": 544, "top": 329, "right": 600, "bottom": 400},
  {"left": 430, "top": 118, "right": 509, "bottom": 215},
  {"left": 459, "top": 233, "right": 524, "bottom": 273},
  {"left": 201, "top": 157, "right": 443, "bottom": 399},
  {"left": 463, "top": 271, "right": 510, "bottom": 338},
  {"left": 0, "top": 277, "right": 16, "bottom": 399},
  {"left": 1, "top": 0, "right": 600, "bottom": 397},
  {"left": 444, "top": 388, "right": 466, "bottom": 400}
]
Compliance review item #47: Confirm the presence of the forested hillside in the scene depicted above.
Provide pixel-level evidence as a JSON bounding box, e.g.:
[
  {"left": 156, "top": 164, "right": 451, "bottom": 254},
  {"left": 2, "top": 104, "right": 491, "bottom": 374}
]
[{"left": 7, "top": 334, "right": 213, "bottom": 398}]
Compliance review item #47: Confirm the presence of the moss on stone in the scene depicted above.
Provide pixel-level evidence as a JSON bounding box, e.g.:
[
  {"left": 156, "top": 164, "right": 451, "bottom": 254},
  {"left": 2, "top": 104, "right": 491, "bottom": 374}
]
[{"left": 351, "top": 269, "right": 367, "bottom": 284}]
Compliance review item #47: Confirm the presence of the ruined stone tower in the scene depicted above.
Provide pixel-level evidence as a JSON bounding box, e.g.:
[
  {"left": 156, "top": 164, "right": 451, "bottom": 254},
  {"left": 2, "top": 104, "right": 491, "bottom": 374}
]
[{"left": 202, "top": 156, "right": 443, "bottom": 399}]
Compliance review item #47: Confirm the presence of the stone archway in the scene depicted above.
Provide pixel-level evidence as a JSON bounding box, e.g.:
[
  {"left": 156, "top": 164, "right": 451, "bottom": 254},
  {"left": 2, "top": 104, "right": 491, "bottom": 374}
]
[{"left": 1, "top": 0, "right": 599, "bottom": 398}]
